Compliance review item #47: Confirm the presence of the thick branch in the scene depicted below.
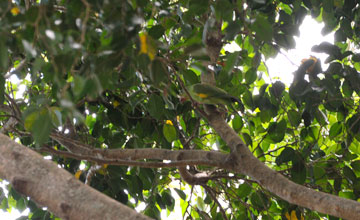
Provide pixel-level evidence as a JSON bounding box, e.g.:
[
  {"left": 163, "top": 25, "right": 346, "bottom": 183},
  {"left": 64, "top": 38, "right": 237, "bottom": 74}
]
[
  {"left": 0, "top": 134, "right": 151, "bottom": 220},
  {"left": 205, "top": 107, "right": 360, "bottom": 220}
]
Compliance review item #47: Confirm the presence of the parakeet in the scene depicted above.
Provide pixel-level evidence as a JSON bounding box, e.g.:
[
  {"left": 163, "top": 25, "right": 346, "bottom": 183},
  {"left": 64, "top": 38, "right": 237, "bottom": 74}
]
[{"left": 185, "top": 83, "right": 244, "bottom": 113}]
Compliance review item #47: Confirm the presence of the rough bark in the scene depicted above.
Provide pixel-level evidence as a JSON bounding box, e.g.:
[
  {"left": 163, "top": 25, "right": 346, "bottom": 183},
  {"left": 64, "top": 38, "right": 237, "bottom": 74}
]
[
  {"left": 205, "top": 107, "right": 360, "bottom": 220},
  {"left": 0, "top": 133, "right": 151, "bottom": 220}
]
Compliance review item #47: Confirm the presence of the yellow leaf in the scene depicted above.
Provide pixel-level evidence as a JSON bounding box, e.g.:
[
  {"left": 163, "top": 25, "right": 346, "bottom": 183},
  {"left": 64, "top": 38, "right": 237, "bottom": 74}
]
[
  {"left": 139, "top": 34, "right": 148, "bottom": 54},
  {"left": 291, "top": 210, "right": 298, "bottom": 220},
  {"left": 285, "top": 212, "right": 291, "bottom": 220},
  {"left": 285, "top": 210, "right": 304, "bottom": 220},
  {"left": 139, "top": 33, "right": 156, "bottom": 60},
  {"left": 74, "top": 170, "right": 82, "bottom": 179},
  {"left": 10, "top": 7, "right": 20, "bottom": 16}
]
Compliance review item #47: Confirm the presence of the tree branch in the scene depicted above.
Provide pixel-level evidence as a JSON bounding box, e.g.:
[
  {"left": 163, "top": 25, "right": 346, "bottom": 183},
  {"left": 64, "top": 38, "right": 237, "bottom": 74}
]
[
  {"left": 204, "top": 106, "right": 360, "bottom": 220},
  {"left": 40, "top": 146, "right": 222, "bottom": 168},
  {"left": 49, "top": 132, "right": 229, "bottom": 164},
  {"left": 0, "top": 133, "right": 151, "bottom": 220}
]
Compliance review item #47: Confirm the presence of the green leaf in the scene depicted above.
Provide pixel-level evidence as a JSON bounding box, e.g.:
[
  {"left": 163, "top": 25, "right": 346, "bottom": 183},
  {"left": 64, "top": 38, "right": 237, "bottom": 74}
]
[
  {"left": 161, "top": 191, "right": 175, "bottom": 210},
  {"left": 274, "top": 33, "right": 296, "bottom": 49},
  {"left": 245, "top": 68, "right": 257, "bottom": 84},
  {"left": 16, "top": 198, "right": 26, "bottom": 212},
  {"left": 24, "top": 108, "right": 39, "bottom": 131},
  {"left": 197, "top": 196, "right": 205, "bottom": 211},
  {"left": 313, "top": 166, "right": 326, "bottom": 179},
  {"left": 342, "top": 80, "right": 353, "bottom": 97},
  {"left": 270, "top": 81, "right": 285, "bottom": 98},
  {"left": 329, "top": 122, "right": 343, "bottom": 139},
  {"left": 312, "top": 42, "right": 341, "bottom": 59},
  {"left": 291, "top": 159, "right": 306, "bottom": 184},
  {"left": 183, "top": 69, "right": 199, "bottom": 85},
  {"left": 174, "top": 188, "right": 186, "bottom": 200},
  {"left": 0, "top": 197, "right": 8, "bottom": 211},
  {"left": 302, "top": 110, "right": 312, "bottom": 127},
  {"left": 343, "top": 166, "right": 357, "bottom": 183},
  {"left": 287, "top": 110, "right": 301, "bottom": 127},
  {"left": 148, "top": 25, "right": 165, "bottom": 39},
  {"left": 334, "top": 177, "right": 342, "bottom": 192},
  {"left": 352, "top": 53, "right": 360, "bottom": 62},
  {"left": 148, "top": 94, "right": 165, "bottom": 120},
  {"left": 242, "top": 132, "right": 252, "bottom": 147},
  {"left": 250, "top": 191, "right": 269, "bottom": 210},
  {"left": 24, "top": 108, "right": 53, "bottom": 145},
  {"left": 151, "top": 59, "right": 168, "bottom": 86},
  {"left": 268, "top": 119, "right": 287, "bottom": 143},
  {"left": 91, "top": 120, "right": 102, "bottom": 138},
  {"left": 237, "top": 183, "right": 252, "bottom": 198},
  {"left": 188, "top": 0, "right": 209, "bottom": 14},
  {"left": 214, "top": 0, "right": 233, "bottom": 21},
  {"left": 73, "top": 75, "right": 86, "bottom": 99},
  {"left": 275, "top": 147, "right": 295, "bottom": 165},
  {"left": 314, "top": 108, "right": 328, "bottom": 126},
  {"left": 144, "top": 205, "right": 161, "bottom": 219},
  {"left": 163, "top": 123, "right": 177, "bottom": 143},
  {"left": 107, "top": 107, "right": 128, "bottom": 128},
  {"left": 242, "top": 90, "right": 254, "bottom": 109},
  {"left": 346, "top": 114, "right": 360, "bottom": 137},
  {"left": 261, "top": 43, "right": 278, "bottom": 59},
  {"left": 252, "top": 15, "right": 273, "bottom": 42},
  {"left": 49, "top": 107, "right": 62, "bottom": 127},
  {"left": 0, "top": 75, "right": 4, "bottom": 104},
  {"left": 156, "top": 194, "right": 166, "bottom": 209},
  {"left": 232, "top": 115, "right": 243, "bottom": 132},
  {"left": 219, "top": 51, "right": 240, "bottom": 79},
  {"left": 259, "top": 110, "right": 272, "bottom": 123},
  {"left": 0, "top": 36, "right": 8, "bottom": 72}
]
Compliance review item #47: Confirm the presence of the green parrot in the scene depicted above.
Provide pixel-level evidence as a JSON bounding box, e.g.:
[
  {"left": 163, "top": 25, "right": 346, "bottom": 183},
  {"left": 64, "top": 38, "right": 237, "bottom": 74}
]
[{"left": 185, "top": 83, "right": 244, "bottom": 113}]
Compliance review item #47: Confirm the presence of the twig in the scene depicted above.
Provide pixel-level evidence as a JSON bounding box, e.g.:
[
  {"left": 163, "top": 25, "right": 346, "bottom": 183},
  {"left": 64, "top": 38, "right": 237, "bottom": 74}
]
[
  {"left": 80, "top": 0, "right": 91, "bottom": 44},
  {"left": 202, "top": 185, "right": 228, "bottom": 220},
  {"left": 4, "top": 59, "right": 27, "bottom": 79}
]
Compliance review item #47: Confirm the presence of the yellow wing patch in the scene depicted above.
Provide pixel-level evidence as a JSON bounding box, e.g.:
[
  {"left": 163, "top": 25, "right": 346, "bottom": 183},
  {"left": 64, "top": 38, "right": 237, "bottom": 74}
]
[
  {"left": 285, "top": 210, "right": 304, "bottom": 220},
  {"left": 197, "top": 93, "right": 208, "bottom": 99}
]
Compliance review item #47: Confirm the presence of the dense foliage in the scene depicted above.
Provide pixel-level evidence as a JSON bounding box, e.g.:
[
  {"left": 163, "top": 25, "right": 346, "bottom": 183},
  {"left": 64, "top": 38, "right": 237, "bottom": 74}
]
[{"left": 1, "top": 0, "right": 360, "bottom": 219}]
